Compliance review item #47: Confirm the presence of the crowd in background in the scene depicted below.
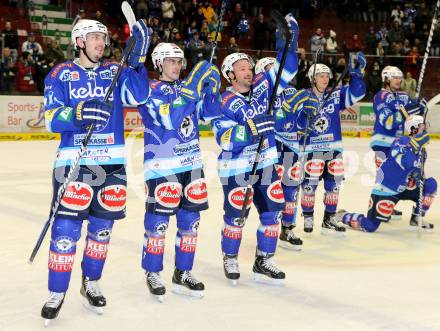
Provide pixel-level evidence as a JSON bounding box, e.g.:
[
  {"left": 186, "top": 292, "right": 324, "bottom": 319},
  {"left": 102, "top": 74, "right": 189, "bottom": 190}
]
[{"left": 0, "top": 0, "right": 439, "bottom": 98}]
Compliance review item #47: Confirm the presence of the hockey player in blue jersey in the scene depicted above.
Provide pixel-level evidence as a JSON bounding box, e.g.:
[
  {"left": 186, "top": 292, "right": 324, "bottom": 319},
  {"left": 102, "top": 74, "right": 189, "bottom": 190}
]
[
  {"left": 212, "top": 14, "right": 299, "bottom": 285},
  {"left": 137, "top": 43, "right": 221, "bottom": 300},
  {"left": 254, "top": 57, "right": 320, "bottom": 251},
  {"left": 370, "top": 65, "right": 427, "bottom": 220},
  {"left": 40, "top": 19, "right": 151, "bottom": 324},
  {"left": 337, "top": 115, "right": 436, "bottom": 232},
  {"left": 295, "top": 54, "right": 366, "bottom": 235}
]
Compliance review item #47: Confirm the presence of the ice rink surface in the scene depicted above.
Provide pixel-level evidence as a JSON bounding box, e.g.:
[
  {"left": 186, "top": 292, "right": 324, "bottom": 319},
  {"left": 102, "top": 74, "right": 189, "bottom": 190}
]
[{"left": 1, "top": 136, "right": 440, "bottom": 331}]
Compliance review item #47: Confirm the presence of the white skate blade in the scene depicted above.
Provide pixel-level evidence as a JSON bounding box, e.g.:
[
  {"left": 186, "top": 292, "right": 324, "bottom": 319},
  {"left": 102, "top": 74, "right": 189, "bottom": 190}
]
[
  {"left": 409, "top": 225, "right": 434, "bottom": 233},
  {"left": 228, "top": 278, "right": 239, "bottom": 286},
  {"left": 172, "top": 284, "right": 204, "bottom": 298},
  {"left": 278, "top": 240, "right": 302, "bottom": 251},
  {"left": 321, "top": 227, "right": 346, "bottom": 237},
  {"left": 44, "top": 319, "right": 52, "bottom": 327},
  {"left": 81, "top": 297, "right": 104, "bottom": 315},
  {"left": 390, "top": 214, "right": 402, "bottom": 221},
  {"left": 253, "top": 273, "right": 284, "bottom": 286},
  {"left": 150, "top": 293, "right": 165, "bottom": 303}
]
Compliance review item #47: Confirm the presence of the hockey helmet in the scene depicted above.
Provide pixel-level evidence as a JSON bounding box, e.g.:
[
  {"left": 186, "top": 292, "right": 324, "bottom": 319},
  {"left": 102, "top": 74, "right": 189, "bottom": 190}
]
[
  {"left": 381, "top": 65, "right": 403, "bottom": 82},
  {"left": 404, "top": 114, "right": 424, "bottom": 135},
  {"left": 221, "top": 52, "right": 254, "bottom": 83},
  {"left": 71, "top": 19, "right": 109, "bottom": 50},
  {"left": 255, "top": 57, "right": 276, "bottom": 74},
  {"left": 307, "top": 63, "right": 333, "bottom": 82},
  {"left": 151, "top": 43, "right": 186, "bottom": 70}
]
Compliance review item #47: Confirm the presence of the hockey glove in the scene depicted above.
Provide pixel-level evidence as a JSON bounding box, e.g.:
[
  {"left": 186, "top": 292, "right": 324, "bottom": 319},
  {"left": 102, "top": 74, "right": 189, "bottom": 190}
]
[
  {"left": 406, "top": 98, "right": 428, "bottom": 116},
  {"left": 349, "top": 51, "right": 366, "bottom": 78},
  {"left": 246, "top": 114, "right": 275, "bottom": 138},
  {"left": 410, "top": 131, "right": 430, "bottom": 152},
  {"left": 204, "top": 64, "right": 221, "bottom": 95},
  {"left": 128, "top": 19, "right": 152, "bottom": 70},
  {"left": 181, "top": 60, "right": 212, "bottom": 102},
  {"left": 285, "top": 13, "right": 299, "bottom": 48},
  {"left": 74, "top": 99, "right": 112, "bottom": 131}
]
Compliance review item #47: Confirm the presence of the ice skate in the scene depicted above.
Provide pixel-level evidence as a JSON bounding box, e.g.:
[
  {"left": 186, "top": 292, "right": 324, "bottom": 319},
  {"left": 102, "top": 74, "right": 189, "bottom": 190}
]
[
  {"left": 253, "top": 255, "right": 285, "bottom": 285},
  {"left": 303, "top": 215, "right": 314, "bottom": 234},
  {"left": 146, "top": 272, "right": 166, "bottom": 302},
  {"left": 223, "top": 254, "right": 240, "bottom": 285},
  {"left": 80, "top": 276, "right": 106, "bottom": 315},
  {"left": 41, "top": 292, "right": 65, "bottom": 327},
  {"left": 409, "top": 213, "right": 434, "bottom": 232},
  {"left": 321, "top": 212, "right": 346, "bottom": 236},
  {"left": 279, "top": 224, "right": 303, "bottom": 251},
  {"left": 390, "top": 208, "right": 402, "bottom": 221},
  {"left": 172, "top": 269, "right": 205, "bottom": 298}
]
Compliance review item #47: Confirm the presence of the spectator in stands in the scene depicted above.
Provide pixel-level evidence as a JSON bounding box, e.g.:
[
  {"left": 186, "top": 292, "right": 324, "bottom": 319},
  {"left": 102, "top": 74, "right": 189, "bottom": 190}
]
[
  {"left": 186, "top": 30, "right": 205, "bottom": 65},
  {"left": 44, "top": 39, "right": 65, "bottom": 64},
  {"left": 150, "top": 16, "right": 164, "bottom": 36},
  {"left": 405, "top": 22, "right": 419, "bottom": 46},
  {"left": 194, "top": 6, "right": 207, "bottom": 31},
  {"left": 201, "top": 1, "right": 215, "bottom": 24},
  {"left": 93, "top": 10, "right": 105, "bottom": 25},
  {"left": 16, "top": 51, "right": 36, "bottom": 93},
  {"left": 376, "top": 25, "right": 390, "bottom": 54},
  {"left": 226, "top": 36, "right": 239, "bottom": 54},
  {"left": 35, "top": 54, "right": 54, "bottom": 93},
  {"left": 364, "top": 26, "right": 377, "bottom": 55},
  {"left": 390, "top": 5, "right": 404, "bottom": 26},
  {"left": 333, "top": 56, "right": 346, "bottom": 87},
  {"left": 310, "top": 27, "right": 326, "bottom": 60},
  {"left": 149, "top": 0, "right": 162, "bottom": 19},
  {"left": 72, "top": 8, "right": 86, "bottom": 27},
  {"left": 402, "top": 38, "right": 411, "bottom": 55},
  {"left": 1, "top": 21, "right": 19, "bottom": 61},
  {"left": 388, "top": 21, "right": 405, "bottom": 45},
  {"left": 161, "top": 0, "right": 176, "bottom": 26},
  {"left": 0, "top": 47, "right": 16, "bottom": 94},
  {"left": 253, "top": 14, "right": 268, "bottom": 58},
  {"left": 401, "top": 71, "right": 417, "bottom": 99},
  {"left": 163, "top": 22, "right": 175, "bottom": 42},
  {"left": 208, "top": 14, "right": 223, "bottom": 42},
  {"left": 366, "top": 60, "right": 382, "bottom": 99},
  {"left": 21, "top": 32, "right": 44, "bottom": 62},
  {"left": 172, "top": 31, "right": 185, "bottom": 50},
  {"left": 348, "top": 32, "right": 364, "bottom": 52},
  {"left": 230, "top": 2, "right": 244, "bottom": 36},
  {"left": 296, "top": 48, "right": 311, "bottom": 89},
  {"left": 200, "top": 21, "right": 210, "bottom": 42},
  {"left": 406, "top": 46, "right": 420, "bottom": 79},
  {"left": 389, "top": 42, "right": 404, "bottom": 69},
  {"left": 204, "top": 34, "right": 215, "bottom": 61},
  {"left": 326, "top": 29, "right": 338, "bottom": 63},
  {"left": 375, "top": 42, "right": 385, "bottom": 66},
  {"left": 174, "top": 0, "right": 185, "bottom": 31},
  {"left": 136, "top": 0, "right": 149, "bottom": 19},
  {"left": 110, "top": 33, "right": 122, "bottom": 55}
]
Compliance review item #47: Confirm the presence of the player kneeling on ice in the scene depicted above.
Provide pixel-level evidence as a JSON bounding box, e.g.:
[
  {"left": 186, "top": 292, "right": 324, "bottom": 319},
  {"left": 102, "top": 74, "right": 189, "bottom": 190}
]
[
  {"left": 254, "top": 57, "right": 320, "bottom": 251},
  {"left": 211, "top": 14, "right": 299, "bottom": 285},
  {"left": 41, "top": 19, "right": 151, "bottom": 323},
  {"left": 295, "top": 53, "right": 366, "bottom": 235},
  {"left": 337, "top": 115, "right": 436, "bottom": 232},
  {"left": 137, "top": 43, "right": 221, "bottom": 300},
  {"left": 370, "top": 66, "right": 428, "bottom": 221}
]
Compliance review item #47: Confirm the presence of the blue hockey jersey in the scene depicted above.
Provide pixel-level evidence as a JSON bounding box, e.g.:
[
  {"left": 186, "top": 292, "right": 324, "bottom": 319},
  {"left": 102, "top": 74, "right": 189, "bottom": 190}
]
[
  {"left": 295, "top": 76, "right": 366, "bottom": 152},
  {"left": 373, "top": 136, "right": 423, "bottom": 195},
  {"left": 138, "top": 79, "right": 221, "bottom": 180},
  {"left": 44, "top": 59, "right": 148, "bottom": 168},
  {"left": 212, "top": 48, "right": 298, "bottom": 178},
  {"left": 370, "top": 89, "right": 414, "bottom": 148}
]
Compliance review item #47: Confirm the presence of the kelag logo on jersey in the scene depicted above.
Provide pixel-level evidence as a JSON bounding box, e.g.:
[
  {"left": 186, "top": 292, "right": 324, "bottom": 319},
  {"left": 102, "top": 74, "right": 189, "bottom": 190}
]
[{"left": 70, "top": 82, "right": 113, "bottom": 101}]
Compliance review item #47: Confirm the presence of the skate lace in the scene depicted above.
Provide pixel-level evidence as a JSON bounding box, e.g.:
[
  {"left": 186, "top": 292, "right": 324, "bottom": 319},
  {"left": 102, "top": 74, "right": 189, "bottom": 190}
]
[
  {"left": 286, "top": 229, "right": 299, "bottom": 240},
  {"left": 148, "top": 272, "right": 165, "bottom": 288},
  {"left": 45, "top": 292, "right": 64, "bottom": 308},
  {"left": 304, "top": 218, "right": 314, "bottom": 227},
  {"left": 181, "top": 271, "right": 199, "bottom": 286},
  {"left": 85, "top": 279, "right": 103, "bottom": 298},
  {"left": 224, "top": 257, "right": 239, "bottom": 273},
  {"left": 262, "top": 257, "right": 281, "bottom": 274}
]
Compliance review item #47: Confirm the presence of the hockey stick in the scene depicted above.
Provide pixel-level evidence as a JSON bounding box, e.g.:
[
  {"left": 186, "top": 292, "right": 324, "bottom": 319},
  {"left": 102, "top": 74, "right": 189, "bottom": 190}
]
[
  {"left": 28, "top": 2, "right": 137, "bottom": 263},
  {"left": 415, "top": 0, "right": 440, "bottom": 233},
  {"left": 322, "top": 42, "right": 350, "bottom": 103},
  {"left": 209, "top": 0, "right": 227, "bottom": 64},
  {"left": 238, "top": 10, "right": 292, "bottom": 221}
]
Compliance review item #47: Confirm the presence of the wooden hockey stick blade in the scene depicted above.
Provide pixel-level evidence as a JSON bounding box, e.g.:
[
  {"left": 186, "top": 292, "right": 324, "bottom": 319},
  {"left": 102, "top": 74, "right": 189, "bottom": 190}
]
[
  {"left": 121, "top": 1, "right": 136, "bottom": 31},
  {"left": 271, "top": 10, "right": 291, "bottom": 42}
]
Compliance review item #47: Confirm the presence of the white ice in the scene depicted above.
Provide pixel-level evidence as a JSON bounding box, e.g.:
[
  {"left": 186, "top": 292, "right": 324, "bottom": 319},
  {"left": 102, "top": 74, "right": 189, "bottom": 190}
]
[{"left": 1, "top": 137, "right": 440, "bottom": 331}]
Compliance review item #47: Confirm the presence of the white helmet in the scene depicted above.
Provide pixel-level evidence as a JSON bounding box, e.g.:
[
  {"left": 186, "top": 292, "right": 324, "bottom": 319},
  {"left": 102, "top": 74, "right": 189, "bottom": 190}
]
[
  {"left": 151, "top": 43, "right": 186, "bottom": 70},
  {"left": 381, "top": 65, "right": 403, "bottom": 82},
  {"left": 307, "top": 63, "right": 333, "bottom": 82},
  {"left": 71, "top": 19, "right": 109, "bottom": 50},
  {"left": 255, "top": 57, "right": 275, "bottom": 74},
  {"left": 221, "top": 52, "right": 254, "bottom": 83},
  {"left": 404, "top": 114, "right": 424, "bottom": 135}
]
